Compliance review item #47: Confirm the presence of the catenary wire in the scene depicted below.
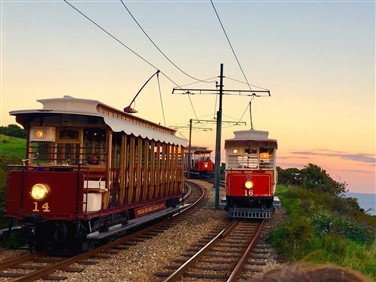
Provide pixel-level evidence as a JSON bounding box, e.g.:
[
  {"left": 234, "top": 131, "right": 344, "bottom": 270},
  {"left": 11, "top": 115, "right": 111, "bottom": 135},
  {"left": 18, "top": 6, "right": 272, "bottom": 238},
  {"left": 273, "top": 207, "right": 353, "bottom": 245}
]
[
  {"left": 156, "top": 72, "right": 166, "bottom": 126},
  {"left": 226, "top": 76, "right": 270, "bottom": 92},
  {"left": 179, "top": 76, "right": 218, "bottom": 88},
  {"left": 64, "top": 0, "right": 200, "bottom": 121},
  {"left": 210, "top": 2, "right": 273, "bottom": 128},
  {"left": 210, "top": 0, "right": 253, "bottom": 92},
  {"left": 64, "top": 0, "right": 160, "bottom": 76},
  {"left": 120, "top": 0, "right": 213, "bottom": 84}
]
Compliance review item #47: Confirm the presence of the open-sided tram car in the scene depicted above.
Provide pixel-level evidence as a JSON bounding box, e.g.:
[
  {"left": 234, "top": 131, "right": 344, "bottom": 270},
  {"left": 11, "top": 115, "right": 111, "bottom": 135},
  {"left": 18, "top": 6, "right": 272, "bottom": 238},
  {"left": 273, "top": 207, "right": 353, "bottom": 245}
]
[
  {"left": 4, "top": 96, "right": 186, "bottom": 252},
  {"left": 224, "top": 129, "right": 277, "bottom": 219}
]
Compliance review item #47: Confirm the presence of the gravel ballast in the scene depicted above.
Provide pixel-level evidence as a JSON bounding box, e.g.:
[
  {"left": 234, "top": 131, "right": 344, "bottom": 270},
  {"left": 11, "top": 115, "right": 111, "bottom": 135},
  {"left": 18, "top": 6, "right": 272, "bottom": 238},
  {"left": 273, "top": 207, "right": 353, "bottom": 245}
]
[{"left": 0, "top": 180, "right": 282, "bottom": 281}]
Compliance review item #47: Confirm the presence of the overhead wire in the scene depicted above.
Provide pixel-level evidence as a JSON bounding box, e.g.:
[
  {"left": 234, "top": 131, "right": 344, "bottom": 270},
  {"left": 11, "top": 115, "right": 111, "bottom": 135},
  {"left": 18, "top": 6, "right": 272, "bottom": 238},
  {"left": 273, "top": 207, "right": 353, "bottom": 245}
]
[
  {"left": 210, "top": 1, "right": 274, "bottom": 129},
  {"left": 233, "top": 103, "right": 249, "bottom": 123},
  {"left": 64, "top": 0, "right": 200, "bottom": 121},
  {"left": 179, "top": 76, "right": 218, "bottom": 88},
  {"left": 227, "top": 76, "right": 271, "bottom": 126},
  {"left": 210, "top": 0, "right": 253, "bottom": 92},
  {"left": 156, "top": 72, "right": 166, "bottom": 126},
  {"left": 119, "top": 0, "right": 211, "bottom": 123},
  {"left": 64, "top": 1, "right": 160, "bottom": 75},
  {"left": 120, "top": 0, "right": 213, "bottom": 84},
  {"left": 226, "top": 76, "right": 270, "bottom": 92}
]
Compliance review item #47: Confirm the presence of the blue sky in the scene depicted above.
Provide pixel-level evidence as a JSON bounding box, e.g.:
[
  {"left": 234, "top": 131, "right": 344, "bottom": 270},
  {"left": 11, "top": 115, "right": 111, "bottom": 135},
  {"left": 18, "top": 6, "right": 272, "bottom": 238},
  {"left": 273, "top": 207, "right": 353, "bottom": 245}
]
[{"left": 1, "top": 0, "right": 375, "bottom": 193}]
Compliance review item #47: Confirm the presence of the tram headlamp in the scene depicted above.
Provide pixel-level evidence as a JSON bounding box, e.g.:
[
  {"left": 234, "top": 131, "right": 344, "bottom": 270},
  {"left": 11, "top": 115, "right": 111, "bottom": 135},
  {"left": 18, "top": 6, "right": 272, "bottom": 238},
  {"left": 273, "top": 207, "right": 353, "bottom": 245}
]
[
  {"left": 31, "top": 183, "right": 49, "bottom": 200},
  {"left": 245, "top": 180, "right": 254, "bottom": 189},
  {"left": 204, "top": 162, "right": 208, "bottom": 168}
]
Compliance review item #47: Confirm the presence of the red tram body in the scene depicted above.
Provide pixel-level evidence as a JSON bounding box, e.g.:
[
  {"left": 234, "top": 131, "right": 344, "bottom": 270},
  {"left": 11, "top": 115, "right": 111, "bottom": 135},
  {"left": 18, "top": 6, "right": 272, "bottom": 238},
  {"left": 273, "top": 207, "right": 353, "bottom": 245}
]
[
  {"left": 185, "top": 146, "right": 214, "bottom": 179},
  {"left": 4, "top": 96, "right": 186, "bottom": 252},
  {"left": 224, "top": 130, "right": 277, "bottom": 219}
]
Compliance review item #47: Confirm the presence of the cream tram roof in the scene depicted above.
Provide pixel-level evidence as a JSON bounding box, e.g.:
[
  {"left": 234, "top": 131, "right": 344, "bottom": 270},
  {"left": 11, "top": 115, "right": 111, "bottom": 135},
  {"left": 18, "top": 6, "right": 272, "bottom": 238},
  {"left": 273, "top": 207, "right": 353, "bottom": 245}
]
[
  {"left": 10, "top": 96, "right": 187, "bottom": 146},
  {"left": 225, "top": 129, "right": 277, "bottom": 149},
  {"left": 184, "top": 146, "right": 212, "bottom": 154}
]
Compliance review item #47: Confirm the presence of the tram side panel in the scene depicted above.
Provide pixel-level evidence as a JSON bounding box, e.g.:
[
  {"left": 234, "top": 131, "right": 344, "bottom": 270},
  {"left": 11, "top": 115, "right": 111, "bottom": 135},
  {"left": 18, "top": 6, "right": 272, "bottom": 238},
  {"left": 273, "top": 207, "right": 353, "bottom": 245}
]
[{"left": 5, "top": 171, "right": 84, "bottom": 220}]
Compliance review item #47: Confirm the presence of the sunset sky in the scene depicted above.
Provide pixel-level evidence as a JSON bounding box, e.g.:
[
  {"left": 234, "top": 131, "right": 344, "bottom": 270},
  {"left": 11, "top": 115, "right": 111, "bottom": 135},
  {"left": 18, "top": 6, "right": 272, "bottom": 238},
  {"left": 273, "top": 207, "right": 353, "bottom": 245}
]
[{"left": 1, "top": 1, "right": 375, "bottom": 193}]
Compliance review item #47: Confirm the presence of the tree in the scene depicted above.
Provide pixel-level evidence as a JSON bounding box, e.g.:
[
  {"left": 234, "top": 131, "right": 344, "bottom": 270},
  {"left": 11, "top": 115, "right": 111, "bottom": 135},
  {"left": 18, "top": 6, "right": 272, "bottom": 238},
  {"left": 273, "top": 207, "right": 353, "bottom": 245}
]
[
  {"left": 0, "top": 124, "right": 26, "bottom": 138},
  {"left": 300, "top": 163, "right": 348, "bottom": 195},
  {"left": 277, "top": 167, "right": 303, "bottom": 186},
  {"left": 277, "top": 164, "right": 348, "bottom": 196}
]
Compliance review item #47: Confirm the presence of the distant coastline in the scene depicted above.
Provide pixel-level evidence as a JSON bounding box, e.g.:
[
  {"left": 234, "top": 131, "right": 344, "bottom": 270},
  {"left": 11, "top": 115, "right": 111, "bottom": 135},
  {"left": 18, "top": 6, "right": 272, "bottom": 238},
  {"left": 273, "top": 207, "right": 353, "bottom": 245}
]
[{"left": 346, "top": 192, "right": 376, "bottom": 216}]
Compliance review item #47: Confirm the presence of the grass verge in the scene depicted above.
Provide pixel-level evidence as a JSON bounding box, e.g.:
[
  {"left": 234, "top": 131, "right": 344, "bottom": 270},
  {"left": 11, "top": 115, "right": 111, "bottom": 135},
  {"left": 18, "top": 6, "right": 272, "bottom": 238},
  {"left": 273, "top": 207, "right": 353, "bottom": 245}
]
[{"left": 269, "top": 185, "right": 376, "bottom": 281}]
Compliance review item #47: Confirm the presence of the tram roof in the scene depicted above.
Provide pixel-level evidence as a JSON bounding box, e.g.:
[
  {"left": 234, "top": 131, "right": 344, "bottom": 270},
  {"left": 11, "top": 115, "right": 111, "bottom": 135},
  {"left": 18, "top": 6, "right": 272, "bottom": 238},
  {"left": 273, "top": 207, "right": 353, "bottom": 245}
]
[
  {"left": 184, "top": 146, "right": 212, "bottom": 154},
  {"left": 225, "top": 129, "right": 277, "bottom": 149},
  {"left": 10, "top": 96, "right": 187, "bottom": 146}
]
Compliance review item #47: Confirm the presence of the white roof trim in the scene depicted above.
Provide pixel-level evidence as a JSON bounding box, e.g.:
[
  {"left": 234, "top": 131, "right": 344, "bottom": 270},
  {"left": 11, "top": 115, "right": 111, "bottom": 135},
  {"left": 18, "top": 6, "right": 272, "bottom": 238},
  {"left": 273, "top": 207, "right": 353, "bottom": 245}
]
[
  {"left": 10, "top": 95, "right": 187, "bottom": 147},
  {"left": 103, "top": 116, "right": 186, "bottom": 146}
]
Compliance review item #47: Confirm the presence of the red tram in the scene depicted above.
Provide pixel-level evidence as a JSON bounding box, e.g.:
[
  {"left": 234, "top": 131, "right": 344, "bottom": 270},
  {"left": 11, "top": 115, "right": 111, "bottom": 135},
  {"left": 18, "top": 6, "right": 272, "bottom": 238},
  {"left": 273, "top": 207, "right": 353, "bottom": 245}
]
[
  {"left": 4, "top": 95, "right": 186, "bottom": 252},
  {"left": 224, "top": 129, "right": 277, "bottom": 219},
  {"left": 185, "top": 146, "right": 214, "bottom": 179}
]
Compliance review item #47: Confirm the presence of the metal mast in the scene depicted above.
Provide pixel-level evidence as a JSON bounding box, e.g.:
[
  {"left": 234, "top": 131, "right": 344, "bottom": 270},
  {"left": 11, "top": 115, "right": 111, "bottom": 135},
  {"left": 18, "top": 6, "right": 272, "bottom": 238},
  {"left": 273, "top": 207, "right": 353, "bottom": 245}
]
[
  {"left": 214, "top": 64, "right": 224, "bottom": 209},
  {"left": 173, "top": 64, "right": 270, "bottom": 209}
]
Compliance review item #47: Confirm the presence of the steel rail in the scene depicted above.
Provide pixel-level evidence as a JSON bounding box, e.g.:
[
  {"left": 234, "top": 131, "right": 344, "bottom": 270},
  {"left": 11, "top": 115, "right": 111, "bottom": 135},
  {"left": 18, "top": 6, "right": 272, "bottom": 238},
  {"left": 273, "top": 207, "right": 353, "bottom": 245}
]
[
  {"left": 174, "top": 181, "right": 205, "bottom": 215},
  {"left": 0, "top": 252, "right": 41, "bottom": 270},
  {"left": 227, "top": 220, "right": 264, "bottom": 282},
  {"left": 5, "top": 181, "right": 205, "bottom": 281},
  {"left": 162, "top": 219, "right": 239, "bottom": 282},
  {"left": 13, "top": 231, "right": 153, "bottom": 282}
]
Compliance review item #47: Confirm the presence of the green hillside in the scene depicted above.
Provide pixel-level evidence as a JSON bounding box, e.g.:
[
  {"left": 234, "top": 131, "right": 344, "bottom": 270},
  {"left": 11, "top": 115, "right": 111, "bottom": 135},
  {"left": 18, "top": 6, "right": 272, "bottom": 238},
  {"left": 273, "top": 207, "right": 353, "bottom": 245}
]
[
  {"left": 0, "top": 134, "right": 26, "bottom": 183},
  {"left": 0, "top": 134, "right": 26, "bottom": 159},
  {"left": 0, "top": 134, "right": 26, "bottom": 228}
]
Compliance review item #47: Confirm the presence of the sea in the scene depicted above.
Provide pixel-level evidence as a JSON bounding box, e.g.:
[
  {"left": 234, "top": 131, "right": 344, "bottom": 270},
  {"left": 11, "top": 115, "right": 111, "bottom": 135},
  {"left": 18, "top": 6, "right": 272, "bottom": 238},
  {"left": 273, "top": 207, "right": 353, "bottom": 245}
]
[{"left": 346, "top": 192, "right": 376, "bottom": 216}]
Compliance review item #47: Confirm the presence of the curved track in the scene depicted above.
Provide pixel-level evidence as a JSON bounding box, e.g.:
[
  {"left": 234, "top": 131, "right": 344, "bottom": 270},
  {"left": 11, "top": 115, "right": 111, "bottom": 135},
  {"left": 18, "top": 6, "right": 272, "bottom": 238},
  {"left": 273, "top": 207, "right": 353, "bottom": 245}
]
[{"left": 0, "top": 181, "right": 205, "bottom": 281}]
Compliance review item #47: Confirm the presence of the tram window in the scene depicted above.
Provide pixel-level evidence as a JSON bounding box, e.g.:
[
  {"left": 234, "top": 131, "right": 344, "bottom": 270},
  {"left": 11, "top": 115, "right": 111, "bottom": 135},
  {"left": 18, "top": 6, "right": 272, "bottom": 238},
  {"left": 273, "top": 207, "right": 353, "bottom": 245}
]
[
  {"left": 84, "top": 128, "right": 107, "bottom": 164},
  {"left": 29, "top": 142, "right": 54, "bottom": 164},
  {"left": 259, "top": 147, "right": 274, "bottom": 169},
  {"left": 245, "top": 147, "right": 257, "bottom": 154},
  {"left": 58, "top": 129, "right": 79, "bottom": 141},
  {"left": 227, "top": 155, "right": 242, "bottom": 168},
  {"left": 57, "top": 143, "right": 80, "bottom": 164},
  {"left": 111, "top": 133, "right": 122, "bottom": 168},
  {"left": 259, "top": 148, "right": 272, "bottom": 160}
]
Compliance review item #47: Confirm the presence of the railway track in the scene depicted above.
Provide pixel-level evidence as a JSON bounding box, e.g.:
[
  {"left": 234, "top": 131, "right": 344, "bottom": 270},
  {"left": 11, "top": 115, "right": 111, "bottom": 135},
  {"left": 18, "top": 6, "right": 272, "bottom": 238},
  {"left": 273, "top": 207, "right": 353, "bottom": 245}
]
[
  {"left": 155, "top": 219, "right": 268, "bottom": 282},
  {"left": 0, "top": 181, "right": 206, "bottom": 281}
]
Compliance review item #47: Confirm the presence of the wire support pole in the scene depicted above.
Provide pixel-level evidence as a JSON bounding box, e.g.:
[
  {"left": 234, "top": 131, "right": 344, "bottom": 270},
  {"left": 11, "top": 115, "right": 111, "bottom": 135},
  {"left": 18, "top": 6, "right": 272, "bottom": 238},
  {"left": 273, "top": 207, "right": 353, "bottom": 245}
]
[
  {"left": 214, "top": 63, "right": 224, "bottom": 210},
  {"left": 187, "top": 119, "right": 193, "bottom": 179}
]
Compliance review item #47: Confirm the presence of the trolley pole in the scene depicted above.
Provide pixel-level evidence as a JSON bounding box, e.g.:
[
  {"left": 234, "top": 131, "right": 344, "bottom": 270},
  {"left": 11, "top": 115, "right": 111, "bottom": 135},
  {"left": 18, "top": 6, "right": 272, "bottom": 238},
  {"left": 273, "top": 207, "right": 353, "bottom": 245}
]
[{"left": 214, "top": 63, "right": 224, "bottom": 209}]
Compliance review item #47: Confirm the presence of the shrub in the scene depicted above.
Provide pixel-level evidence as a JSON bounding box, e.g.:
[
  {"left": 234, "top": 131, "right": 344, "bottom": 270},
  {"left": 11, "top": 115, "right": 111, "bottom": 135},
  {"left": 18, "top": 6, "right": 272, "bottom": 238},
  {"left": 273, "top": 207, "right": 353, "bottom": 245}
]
[
  {"left": 311, "top": 210, "right": 375, "bottom": 244},
  {"left": 271, "top": 185, "right": 376, "bottom": 281},
  {"left": 269, "top": 213, "right": 319, "bottom": 260}
]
